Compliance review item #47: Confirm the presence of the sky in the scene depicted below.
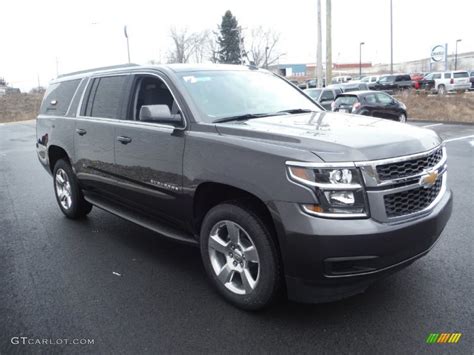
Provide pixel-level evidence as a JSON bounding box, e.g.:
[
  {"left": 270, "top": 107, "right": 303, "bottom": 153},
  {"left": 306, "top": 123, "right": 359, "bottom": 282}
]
[{"left": 1, "top": 0, "right": 472, "bottom": 91}]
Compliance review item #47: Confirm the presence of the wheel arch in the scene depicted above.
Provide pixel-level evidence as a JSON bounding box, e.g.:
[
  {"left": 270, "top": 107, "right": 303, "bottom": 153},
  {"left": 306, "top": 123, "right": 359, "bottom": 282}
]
[
  {"left": 48, "top": 145, "right": 70, "bottom": 173},
  {"left": 193, "top": 182, "right": 281, "bottom": 250}
]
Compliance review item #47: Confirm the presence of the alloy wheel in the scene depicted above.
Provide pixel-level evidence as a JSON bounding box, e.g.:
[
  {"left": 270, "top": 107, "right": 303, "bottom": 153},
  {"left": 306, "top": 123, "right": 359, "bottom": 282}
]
[
  {"left": 208, "top": 220, "right": 260, "bottom": 295},
  {"left": 55, "top": 168, "right": 72, "bottom": 210}
]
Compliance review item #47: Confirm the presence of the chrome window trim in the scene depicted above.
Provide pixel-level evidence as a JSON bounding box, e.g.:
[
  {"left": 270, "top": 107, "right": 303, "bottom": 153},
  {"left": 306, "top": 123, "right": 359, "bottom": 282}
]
[
  {"left": 65, "top": 78, "right": 85, "bottom": 117},
  {"left": 77, "top": 71, "right": 187, "bottom": 131},
  {"left": 75, "top": 77, "right": 90, "bottom": 117},
  {"left": 74, "top": 116, "right": 175, "bottom": 132}
]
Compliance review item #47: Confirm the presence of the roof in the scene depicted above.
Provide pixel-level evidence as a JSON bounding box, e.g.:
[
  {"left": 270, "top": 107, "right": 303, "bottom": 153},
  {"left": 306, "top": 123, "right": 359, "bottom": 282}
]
[
  {"left": 53, "top": 63, "right": 262, "bottom": 83},
  {"left": 338, "top": 90, "right": 376, "bottom": 96}
]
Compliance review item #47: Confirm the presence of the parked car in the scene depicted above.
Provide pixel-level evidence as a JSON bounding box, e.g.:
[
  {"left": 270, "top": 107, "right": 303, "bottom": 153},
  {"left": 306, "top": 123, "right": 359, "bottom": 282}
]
[
  {"left": 360, "top": 75, "right": 380, "bottom": 89},
  {"left": 298, "top": 79, "right": 326, "bottom": 90},
  {"left": 328, "top": 82, "right": 370, "bottom": 93},
  {"left": 304, "top": 87, "right": 343, "bottom": 110},
  {"left": 332, "top": 90, "right": 408, "bottom": 122},
  {"left": 423, "top": 71, "right": 471, "bottom": 94},
  {"left": 331, "top": 75, "right": 352, "bottom": 84},
  {"left": 411, "top": 73, "right": 430, "bottom": 90},
  {"left": 371, "top": 74, "right": 413, "bottom": 93},
  {"left": 37, "top": 64, "right": 452, "bottom": 310}
]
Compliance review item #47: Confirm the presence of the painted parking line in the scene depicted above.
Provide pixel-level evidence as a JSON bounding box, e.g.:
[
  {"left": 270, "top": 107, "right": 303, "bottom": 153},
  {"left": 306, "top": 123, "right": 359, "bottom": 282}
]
[
  {"left": 443, "top": 135, "right": 474, "bottom": 143},
  {"left": 422, "top": 123, "right": 443, "bottom": 128}
]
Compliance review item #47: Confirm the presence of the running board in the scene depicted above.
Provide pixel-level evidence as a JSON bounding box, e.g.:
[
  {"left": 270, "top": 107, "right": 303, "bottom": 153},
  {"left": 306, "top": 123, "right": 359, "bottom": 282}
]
[{"left": 84, "top": 194, "right": 198, "bottom": 246}]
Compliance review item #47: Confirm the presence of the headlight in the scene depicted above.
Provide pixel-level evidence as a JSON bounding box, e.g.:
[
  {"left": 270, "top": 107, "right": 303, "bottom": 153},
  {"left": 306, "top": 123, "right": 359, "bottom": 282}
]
[{"left": 287, "top": 164, "right": 368, "bottom": 218}]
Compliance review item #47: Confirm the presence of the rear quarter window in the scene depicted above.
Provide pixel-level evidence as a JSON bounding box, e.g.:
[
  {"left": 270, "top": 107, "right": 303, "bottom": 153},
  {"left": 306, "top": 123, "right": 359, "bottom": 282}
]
[
  {"left": 39, "top": 79, "right": 81, "bottom": 116},
  {"left": 453, "top": 72, "right": 469, "bottom": 78}
]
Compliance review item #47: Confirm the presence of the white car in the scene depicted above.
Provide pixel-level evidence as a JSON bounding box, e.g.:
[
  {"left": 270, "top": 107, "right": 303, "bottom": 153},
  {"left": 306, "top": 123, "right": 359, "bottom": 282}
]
[
  {"left": 360, "top": 75, "right": 381, "bottom": 89},
  {"left": 424, "top": 71, "right": 470, "bottom": 94}
]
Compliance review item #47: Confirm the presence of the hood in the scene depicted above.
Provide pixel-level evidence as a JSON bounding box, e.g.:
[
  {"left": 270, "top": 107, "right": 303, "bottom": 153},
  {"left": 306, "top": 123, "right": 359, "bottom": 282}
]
[{"left": 214, "top": 111, "right": 441, "bottom": 162}]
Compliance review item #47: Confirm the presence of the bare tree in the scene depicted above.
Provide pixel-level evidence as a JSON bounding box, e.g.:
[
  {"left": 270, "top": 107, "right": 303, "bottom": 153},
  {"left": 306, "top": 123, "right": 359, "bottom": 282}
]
[
  {"left": 246, "top": 27, "right": 284, "bottom": 68},
  {"left": 168, "top": 27, "right": 213, "bottom": 64}
]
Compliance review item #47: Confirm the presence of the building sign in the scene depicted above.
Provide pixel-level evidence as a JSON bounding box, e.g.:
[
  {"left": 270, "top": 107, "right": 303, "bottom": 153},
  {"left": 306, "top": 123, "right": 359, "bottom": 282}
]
[{"left": 431, "top": 44, "right": 447, "bottom": 63}]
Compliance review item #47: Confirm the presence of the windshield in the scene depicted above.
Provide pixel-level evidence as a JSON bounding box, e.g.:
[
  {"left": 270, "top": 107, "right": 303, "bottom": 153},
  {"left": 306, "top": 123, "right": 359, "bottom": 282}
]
[
  {"left": 305, "top": 89, "right": 322, "bottom": 99},
  {"left": 178, "top": 70, "right": 321, "bottom": 123},
  {"left": 379, "top": 75, "right": 395, "bottom": 83}
]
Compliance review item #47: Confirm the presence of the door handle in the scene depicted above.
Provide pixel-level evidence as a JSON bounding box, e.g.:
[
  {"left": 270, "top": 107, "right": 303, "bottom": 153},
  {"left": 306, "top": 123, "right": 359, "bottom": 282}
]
[
  {"left": 76, "top": 128, "right": 87, "bottom": 136},
  {"left": 117, "top": 136, "right": 132, "bottom": 144}
]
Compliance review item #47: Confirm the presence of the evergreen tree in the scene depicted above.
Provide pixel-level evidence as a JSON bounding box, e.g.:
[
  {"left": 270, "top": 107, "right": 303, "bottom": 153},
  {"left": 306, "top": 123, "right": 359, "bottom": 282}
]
[{"left": 217, "top": 11, "right": 242, "bottom": 64}]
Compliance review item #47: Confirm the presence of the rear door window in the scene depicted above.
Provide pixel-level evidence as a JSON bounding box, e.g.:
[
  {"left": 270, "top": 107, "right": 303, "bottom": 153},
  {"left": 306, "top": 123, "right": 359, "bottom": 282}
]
[
  {"left": 444, "top": 73, "right": 451, "bottom": 79},
  {"left": 375, "top": 93, "right": 393, "bottom": 105},
  {"left": 39, "top": 79, "right": 81, "bottom": 116},
  {"left": 365, "top": 94, "right": 377, "bottom": 104},
  {"left": 89, "top": 76, "right": 128, "bottom": 118}
]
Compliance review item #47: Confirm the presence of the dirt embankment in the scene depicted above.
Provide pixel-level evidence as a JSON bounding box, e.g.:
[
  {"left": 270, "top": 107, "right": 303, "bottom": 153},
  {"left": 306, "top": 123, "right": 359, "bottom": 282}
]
[
  {"left": 0, "top": 93, "right": 43, "bottom": 123},
  {"left": 395, "top": 92, "right": 474, "bottom": 123}
]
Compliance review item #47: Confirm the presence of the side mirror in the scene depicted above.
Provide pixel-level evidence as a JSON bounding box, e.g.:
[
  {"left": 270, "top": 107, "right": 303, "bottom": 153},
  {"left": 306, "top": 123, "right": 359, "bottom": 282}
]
[{"left": 139, "top": 105, "right": 182, "bottom": 126}]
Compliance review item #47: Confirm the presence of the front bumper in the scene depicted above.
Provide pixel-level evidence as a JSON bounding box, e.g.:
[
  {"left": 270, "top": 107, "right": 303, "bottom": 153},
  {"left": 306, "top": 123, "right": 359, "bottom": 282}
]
[{"left": 270, "top": 188, "right": 452, "bottom": 303}]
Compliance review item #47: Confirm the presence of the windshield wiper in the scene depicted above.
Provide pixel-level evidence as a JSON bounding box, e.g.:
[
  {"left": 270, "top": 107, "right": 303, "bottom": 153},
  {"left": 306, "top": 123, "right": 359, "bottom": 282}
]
[
  {"left": 213, "top": 113, "right": 275, "bottom": 123},
  {"left": 213, "top": 109, "right": 315, "bottom": 123},
  {"left": 276, "top": 108, "right": 314, "bottom": 114}
]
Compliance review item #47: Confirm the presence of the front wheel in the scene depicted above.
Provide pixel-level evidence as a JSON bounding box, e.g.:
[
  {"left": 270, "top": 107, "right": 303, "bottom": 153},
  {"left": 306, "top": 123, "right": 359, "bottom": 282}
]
[
  {"left": 398, "top": 113, "right": 407, "bottom": 123},
  {"left": 200, "top": 202, "right": 280, "bottom": 310},
  {"left": 53, "top": 159, "right": 92, "bottom": 219}
]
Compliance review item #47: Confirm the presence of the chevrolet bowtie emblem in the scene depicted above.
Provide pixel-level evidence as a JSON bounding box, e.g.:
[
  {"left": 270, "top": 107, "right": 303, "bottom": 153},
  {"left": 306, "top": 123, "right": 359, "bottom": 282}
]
[{"left": 419, "top": 171, "right": 439, "bottom": 189}]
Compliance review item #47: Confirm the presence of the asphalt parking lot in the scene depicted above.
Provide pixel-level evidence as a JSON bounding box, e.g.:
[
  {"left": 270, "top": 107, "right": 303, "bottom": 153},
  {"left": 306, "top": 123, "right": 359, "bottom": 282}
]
[{"left": 0, "top": 120, "right": 472, "bottom": 354}]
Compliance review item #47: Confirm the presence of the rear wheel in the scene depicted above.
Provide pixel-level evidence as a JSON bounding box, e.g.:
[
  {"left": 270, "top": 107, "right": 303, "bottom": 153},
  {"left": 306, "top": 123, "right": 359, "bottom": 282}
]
[
  {"left": 53, "top": 159, "right": 92, "bottom": 219},
  {"left": 438, "top": 84, "right": 446, "bottom": 95},
  {"left": 200, "top": 202, "right": 280, "bottom": 310}
]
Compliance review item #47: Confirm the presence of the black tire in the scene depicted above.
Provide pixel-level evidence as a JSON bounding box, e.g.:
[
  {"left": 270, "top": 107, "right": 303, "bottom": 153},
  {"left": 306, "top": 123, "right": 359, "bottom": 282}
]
[
  {"left": 200, "top": 202, "right": 280, "bottom": 310},
  {"left": 53, "top": 159, "right": 92, "bottom": 219},
  {"left": 398, "top": 112, "right": 407, "bottom": 123},
  {"left": 438, "top": 84, "right": 446, "bottom": 95}
]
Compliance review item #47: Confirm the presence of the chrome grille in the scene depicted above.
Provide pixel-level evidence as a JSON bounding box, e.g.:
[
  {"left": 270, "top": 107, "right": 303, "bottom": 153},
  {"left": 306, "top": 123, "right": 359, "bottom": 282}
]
[
  {"left": 376, "top": 147, "right": 443, "bottom": 181},
  {"left": 384, "top": 178, "right": 443, "bottom": 218}
]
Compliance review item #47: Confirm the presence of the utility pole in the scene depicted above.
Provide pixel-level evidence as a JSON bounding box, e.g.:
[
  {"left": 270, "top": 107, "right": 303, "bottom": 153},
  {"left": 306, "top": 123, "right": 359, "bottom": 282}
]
[
  {"left": 55, "top": 57, "right": 59, "bottom": 77},
  {"left": 124, "top": 25, "right": 131, "bottom": 63},
  {"left": 325, "top": 0, "right": 332, "bottom": 86},
  {"left": 390, "top": 0, "right": 393, "bottom": 74},
  {"left": 455, "top": 39, "right": 462, "bottom": 70},
  {"left": 316, "top": 0, "right": 323, "bottom": 87},
  {"left": 359, "top": 42, "right": 365, "bottom": 77}
]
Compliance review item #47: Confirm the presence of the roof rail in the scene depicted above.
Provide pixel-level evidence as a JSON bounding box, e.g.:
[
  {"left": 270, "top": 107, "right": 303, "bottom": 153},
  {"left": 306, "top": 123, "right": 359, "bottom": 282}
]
[{"left": 57, "top": 63, "right": 140, "bottom": 78}]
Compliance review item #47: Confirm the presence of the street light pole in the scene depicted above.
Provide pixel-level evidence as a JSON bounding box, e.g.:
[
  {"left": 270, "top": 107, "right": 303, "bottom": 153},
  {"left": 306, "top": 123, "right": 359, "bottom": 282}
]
[
  {"left": 390, "top": 0, "right": 393, "bottom": 74},
  {"left": 124, "top": 25, "right": 131, "bottom": 64},
  {"left": 455, "top": 39, "right": 462, "bottom": 70},
  {"left": 359, "top": 42, "right": 365, "bottom": 77}
]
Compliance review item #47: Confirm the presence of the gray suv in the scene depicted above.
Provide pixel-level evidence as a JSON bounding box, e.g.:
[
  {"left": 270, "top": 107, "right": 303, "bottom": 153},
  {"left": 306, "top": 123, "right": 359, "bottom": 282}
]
[{"left": 36, "top": 64, "right": 452, "bottom": 310}]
